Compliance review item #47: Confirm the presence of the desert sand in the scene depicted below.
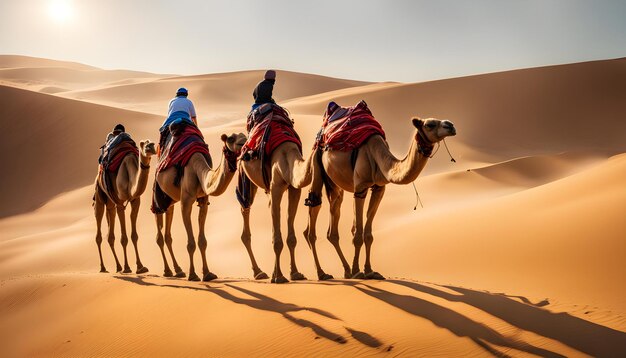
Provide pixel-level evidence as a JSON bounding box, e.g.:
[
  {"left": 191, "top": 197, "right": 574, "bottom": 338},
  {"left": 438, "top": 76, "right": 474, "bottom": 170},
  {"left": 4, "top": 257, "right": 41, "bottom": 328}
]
[{"left": 0, "top": 55, "right": 625, "bottom": 357}]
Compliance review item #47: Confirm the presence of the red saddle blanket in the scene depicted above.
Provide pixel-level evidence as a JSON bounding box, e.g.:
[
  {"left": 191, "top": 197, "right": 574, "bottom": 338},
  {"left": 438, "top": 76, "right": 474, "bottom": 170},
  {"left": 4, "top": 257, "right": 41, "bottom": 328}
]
[
  {"left": 241, "top": 104, "right": 302, "bottom": 158},
  {"left": 156, "top": 123, "right": 211, "bottom": 174},
  {"left": 313, "top": 100, "right": 385, "bottom": 151},
  {"left": 97, "top": 134, "right": 139, "bottom": 204},
  {"left": 99, "top": 135, "right": 139, "bottom": 174}
]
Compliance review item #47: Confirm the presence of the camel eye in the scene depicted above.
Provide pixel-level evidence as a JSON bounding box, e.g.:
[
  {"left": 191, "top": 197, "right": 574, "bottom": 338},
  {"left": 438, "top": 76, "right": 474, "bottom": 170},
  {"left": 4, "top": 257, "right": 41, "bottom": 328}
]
[
  {"left": 227, "top": 136, "right": 235, "bottom": 143},
  {"left": 426, "top": 123, "right": 437, "bottom": 129}
]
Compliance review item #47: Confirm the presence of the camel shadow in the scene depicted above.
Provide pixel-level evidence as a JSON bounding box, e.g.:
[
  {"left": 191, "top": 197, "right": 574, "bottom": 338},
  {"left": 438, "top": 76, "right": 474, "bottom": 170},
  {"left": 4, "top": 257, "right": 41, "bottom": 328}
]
[
  {"left": 387, "top": 280, "right": 626, "bottom": 357},
  {"left": 115, "top": 275, "right": 241, "bottom": 290},
  {"left": 354, "top": 283, "right": 565, "bottom": 357},
  {"left": 114, "top": 276, "right": 382, "bottom": 347},
  {"left": 211, "top": 284, "right": 346, "bottom": 344}
]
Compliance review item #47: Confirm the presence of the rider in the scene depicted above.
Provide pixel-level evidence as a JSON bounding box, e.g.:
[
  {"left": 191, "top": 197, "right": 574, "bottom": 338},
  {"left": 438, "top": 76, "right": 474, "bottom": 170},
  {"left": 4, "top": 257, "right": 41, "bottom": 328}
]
[
  {"left": 163, "top": 87, "right": 197, "bottom": 129},
  {"left": 252, "top": 70, "right": 276, "bottom": 111},
  {"left": 99, "top": 123, "right": 126, "bottom": 164}
]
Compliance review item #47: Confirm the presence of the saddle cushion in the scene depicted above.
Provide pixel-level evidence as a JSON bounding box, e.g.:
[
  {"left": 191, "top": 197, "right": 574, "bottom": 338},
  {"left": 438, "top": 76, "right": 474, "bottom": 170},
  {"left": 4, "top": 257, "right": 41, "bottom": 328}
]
[
  {"left": 99, "top": 133, "right": 139, "bottom": 174},
  {"left": 314, "top": 100, "right": 385, "bottom": 151},
  {"left": 156, "top": 123, "right": 211, "bottom": 174},
  {"left": 241, "top": 103, "right": 302, "bottom": 158}
]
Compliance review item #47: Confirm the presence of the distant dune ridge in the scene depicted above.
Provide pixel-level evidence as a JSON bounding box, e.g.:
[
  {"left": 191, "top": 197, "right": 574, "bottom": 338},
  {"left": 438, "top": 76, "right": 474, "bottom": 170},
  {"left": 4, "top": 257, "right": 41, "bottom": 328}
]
[{"left": 0, "top": 55, "right": 625, "bottom": 357}]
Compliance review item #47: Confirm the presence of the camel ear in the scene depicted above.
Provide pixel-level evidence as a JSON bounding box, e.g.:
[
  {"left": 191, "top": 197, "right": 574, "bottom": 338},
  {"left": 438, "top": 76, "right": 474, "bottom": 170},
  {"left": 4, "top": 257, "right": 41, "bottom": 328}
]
[
  {"left": 412, "top": 117, "right": 423, "bottom": 129},
  {"left": 139, "top": 140, "right": 146, "bottom": 149},
  {"left": 220, "top": 134, "right": 228, "bottom": 142}
]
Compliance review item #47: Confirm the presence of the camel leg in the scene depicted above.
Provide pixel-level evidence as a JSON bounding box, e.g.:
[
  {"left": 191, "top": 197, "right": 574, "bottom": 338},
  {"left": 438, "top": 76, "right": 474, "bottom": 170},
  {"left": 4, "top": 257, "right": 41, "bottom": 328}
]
[
  {"left": 164, "top": 206, "right": 185, "bottom": 277},
  {"left": 327, "top": 189, "right": 351, "bottom": 279},
  {"left": 197, "top": 197, "right": 217, "bottom": 281},
  {"left": 181, "top": 196, "right": 200, "bottom": 281},
  {"left": 303, "top": 159, "right": 333, "bottom": 280},
  {"left": 130, "top": 198, "right": 148, "bottom": 274},
  {"left": 240, "top": 184, "right": 268, "bottom": 279},
  {"left": 350, "top": 192, "right": 367, "bottom": 279},
  {"left": 304, "top": 198, "right": 334, "bottom": 280},
  {"left": 287, "top": 187, "right": 306, "bottom": 281},
  {"left": 304, "top": 202, "right": 326, "bottom": 280},
  {"left": 270, "top": 182, "right": 289, "bottom": 284},
  {"left": 155, "top": 213, "right": 173, "bottom": 277},
  {"left": 364, "top": 185, "right": 386, "bottom": 280},
  {"left": 105, "top": 202, "right": 123, "bottom": 272},
  {"left": 116, "top": 205, "right": 132, "bottom": 273},
  {"left": 94, "top": 191, "right": 107, "bottom": 273}
]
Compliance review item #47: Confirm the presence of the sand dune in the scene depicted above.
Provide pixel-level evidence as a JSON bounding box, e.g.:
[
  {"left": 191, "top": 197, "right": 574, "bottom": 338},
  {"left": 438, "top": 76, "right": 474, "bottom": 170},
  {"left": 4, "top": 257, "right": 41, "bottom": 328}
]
[
  {"left": 0, "top": 85, "right": 160, "bottom": 217},
  {"left": 287, "top": 58, "right": 626, "bottom": 158},
  {"left": 0, "top": 55, "right": 99, "bottom": 70},
  {"left": 0, "top": 56, "right": 624, "bottom": 356},
  {"left": 59, "top": 70, "right": 371, "bottom": 120}
]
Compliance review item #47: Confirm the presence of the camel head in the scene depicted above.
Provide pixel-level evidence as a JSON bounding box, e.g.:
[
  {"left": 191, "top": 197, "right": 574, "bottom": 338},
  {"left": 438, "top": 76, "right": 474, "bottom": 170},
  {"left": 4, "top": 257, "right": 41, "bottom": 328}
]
[
  {"left": 412, "top": 117, "right": 456, "bottom": 143},
  {"left": 220, "top": 132, "right": 247, "bottom": 154},
  {"left": 139, "top": 140, "right": 157, "bottom": 157}
]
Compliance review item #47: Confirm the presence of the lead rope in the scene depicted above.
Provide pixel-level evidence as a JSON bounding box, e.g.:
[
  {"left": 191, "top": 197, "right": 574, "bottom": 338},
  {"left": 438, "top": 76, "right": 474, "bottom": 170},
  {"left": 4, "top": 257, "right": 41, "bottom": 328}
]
[
  {"left": 412, "top": 137, "right": 457, "bottom": 210},
  {"left": 412, "top": 181, "right": 423, "bottom": 210},
  {"left": 443, "top": 138, "right": 456, "bottom": 162}
]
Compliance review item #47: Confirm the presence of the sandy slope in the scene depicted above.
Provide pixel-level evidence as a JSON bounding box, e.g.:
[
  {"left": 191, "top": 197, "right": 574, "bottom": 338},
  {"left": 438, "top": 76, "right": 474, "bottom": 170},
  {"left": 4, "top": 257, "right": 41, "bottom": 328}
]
[
  {"left": 0, "top": 85, "right": 161, "bottom": 217},
  {"left": 0, "top": 56, "right": 625, "bottom": 356}
]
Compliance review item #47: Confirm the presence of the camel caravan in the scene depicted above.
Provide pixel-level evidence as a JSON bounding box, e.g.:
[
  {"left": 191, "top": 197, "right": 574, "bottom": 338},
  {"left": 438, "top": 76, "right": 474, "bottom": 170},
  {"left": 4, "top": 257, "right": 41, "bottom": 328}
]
[{"left": 93, "top": 70, "right": 457, "bottom": 283}]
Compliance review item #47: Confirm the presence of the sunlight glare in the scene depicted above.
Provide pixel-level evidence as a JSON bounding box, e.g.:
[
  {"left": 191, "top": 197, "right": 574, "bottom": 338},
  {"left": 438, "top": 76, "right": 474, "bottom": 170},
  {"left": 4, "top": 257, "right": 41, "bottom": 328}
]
[{"left": 49, "top": 0, "right": 74, "bottom": 23}]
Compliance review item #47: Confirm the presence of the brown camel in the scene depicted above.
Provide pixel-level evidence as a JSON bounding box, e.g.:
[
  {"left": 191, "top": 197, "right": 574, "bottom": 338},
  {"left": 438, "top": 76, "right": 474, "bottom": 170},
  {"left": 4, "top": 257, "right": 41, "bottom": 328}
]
[
  {"left": 94, "top": 139, "right": 157, "bottom": 274},
  {"left": 239, "top": 141, "right": 314, "bottom": 284},
  {"left": 155, "top": 132, "right": 246, "bottom": 281},
  {"left": 305, "top": 117, "right": 456, "bottom": 280}
]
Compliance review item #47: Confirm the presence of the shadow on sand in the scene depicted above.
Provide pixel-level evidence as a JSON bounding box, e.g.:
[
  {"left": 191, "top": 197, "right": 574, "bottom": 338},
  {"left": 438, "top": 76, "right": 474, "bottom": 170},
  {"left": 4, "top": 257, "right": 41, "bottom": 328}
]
[
  {"left": 386, "top": 280, "right": 626, "bottom": 357},
  {"left": 114, "top": 276, "right": 382, "bottom": 347},
  {"left": 353, "top": 283, "right": 564, "bottom": 358}
]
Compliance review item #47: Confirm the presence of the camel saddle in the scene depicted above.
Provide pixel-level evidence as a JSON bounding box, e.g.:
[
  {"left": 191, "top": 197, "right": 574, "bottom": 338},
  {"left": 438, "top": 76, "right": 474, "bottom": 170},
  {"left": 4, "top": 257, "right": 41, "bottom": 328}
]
[
  {"left": 151, "top": 122, "right": 212, "bottom": 214},
  {"left": 238, "top": 103, "right": 302, "bottom": 194},
  {"left": 97, "top": 133, "right": 139, "bottom": 205},
  {"left": 241, "top": 103, "right": 302, "bottom": 159},
  {"left": 313, "top": 100, "right": 385, "bottom": 151}
]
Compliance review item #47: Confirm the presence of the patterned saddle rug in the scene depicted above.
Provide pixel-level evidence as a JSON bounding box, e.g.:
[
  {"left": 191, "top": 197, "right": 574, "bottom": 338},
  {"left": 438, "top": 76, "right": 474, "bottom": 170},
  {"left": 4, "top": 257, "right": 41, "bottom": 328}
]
[
  {"left": 151, "top": 122, "right": 212, "bottom": 214},
  {"left": 241, "top": 103, "right": 302, "bottom": 159},
  {"left": 313, "top": 100, "right": 385, "bottom": 151},
  {"left": 97, "top": 133, "right": 139, "bottom": 204}
]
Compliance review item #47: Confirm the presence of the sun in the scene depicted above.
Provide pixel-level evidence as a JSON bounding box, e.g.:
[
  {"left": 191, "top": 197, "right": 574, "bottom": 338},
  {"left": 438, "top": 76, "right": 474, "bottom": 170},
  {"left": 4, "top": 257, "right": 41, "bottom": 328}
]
[{"left": 49, "top": 0, "right": 74, "bottom": 23}]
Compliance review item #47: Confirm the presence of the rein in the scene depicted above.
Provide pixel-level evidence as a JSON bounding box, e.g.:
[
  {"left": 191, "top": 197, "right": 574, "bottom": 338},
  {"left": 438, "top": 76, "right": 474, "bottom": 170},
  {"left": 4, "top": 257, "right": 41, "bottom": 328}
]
[
  {"left": 223, "top": 145, "right": 239, "bottom": 173},
  {"left": 411, "top": 127, "right": 457, "bottom": 210},
  {"left": 415, "top": 127, "right": 435, "bottom": 157}
]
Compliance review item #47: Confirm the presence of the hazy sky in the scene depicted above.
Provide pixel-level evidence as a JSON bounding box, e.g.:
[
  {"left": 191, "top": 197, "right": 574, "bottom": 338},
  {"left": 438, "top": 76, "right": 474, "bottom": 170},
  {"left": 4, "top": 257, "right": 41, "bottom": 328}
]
[{"left": 1, "top": 0, "right": 625, "bottom": 82}]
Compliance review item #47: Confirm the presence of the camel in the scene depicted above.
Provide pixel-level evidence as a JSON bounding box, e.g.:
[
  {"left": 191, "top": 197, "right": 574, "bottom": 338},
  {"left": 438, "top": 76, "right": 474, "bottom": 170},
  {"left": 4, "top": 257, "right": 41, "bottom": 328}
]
[
  {"left": 94, "top": 139, "right": 157, "bottom": 274},
  {"left": 155, "top": 132, "right": 246, "bottom": 282},
  {"left": 304, "top": 117, "right": 456, "bottom": 280},
  {"left": 239, "top": 142, "right": 314, "bottom": 284}
]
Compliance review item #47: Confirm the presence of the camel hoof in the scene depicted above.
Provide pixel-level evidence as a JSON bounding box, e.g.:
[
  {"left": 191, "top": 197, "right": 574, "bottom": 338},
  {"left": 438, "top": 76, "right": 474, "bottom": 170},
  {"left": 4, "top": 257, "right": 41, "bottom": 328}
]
[
  {"left": 116, "top": 265, "right": 123, "bottom": 273},
  {"left": 136, "top": 266, "right": 149, "bottom": 274},
  {"left": 365, "top": 271, "right": 386, "bottom": 280},
  {"left": 203, "top": 272, "right": 218, "bottom": 282},
  {"left": 344, "top": 271, "right": 352, "bottom": 279},
  {"left": 188, "top": 273, "right": 201, "bottom": 282},
  {"left": 174, "top": 271, "right": 186, "bottom": 278},
  {"left": 254, "top": 272, "right": 269, "bottom": 280},
  {"left": 100, "top": 268, "right": 108, "bottom": 273},
  {"left": 290, "top": 272, "right": 307, "bottom": 281},
  {"left": 351, "top": 272, "right": 366, "bottom": 279},
  {"left": 319, "top": 273, "right": 334, "bottom": 281},
  {"left": 163, "top": 269, "right": 173, "bottom": 277},
  {"left": 122, "top": 267, "right": 132, "bottom": 274},
  {"left": 272, "top": 276, "right": 289, "bottom": 284}
]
